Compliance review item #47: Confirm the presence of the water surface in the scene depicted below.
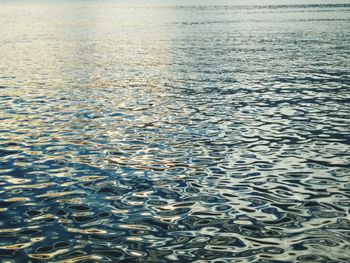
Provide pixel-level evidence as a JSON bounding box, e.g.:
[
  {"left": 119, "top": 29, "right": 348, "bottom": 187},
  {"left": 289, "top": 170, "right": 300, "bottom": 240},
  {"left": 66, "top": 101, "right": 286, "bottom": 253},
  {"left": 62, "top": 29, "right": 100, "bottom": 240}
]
[{"left": 0, "top": 1, "right": 350, "bottom": 262}]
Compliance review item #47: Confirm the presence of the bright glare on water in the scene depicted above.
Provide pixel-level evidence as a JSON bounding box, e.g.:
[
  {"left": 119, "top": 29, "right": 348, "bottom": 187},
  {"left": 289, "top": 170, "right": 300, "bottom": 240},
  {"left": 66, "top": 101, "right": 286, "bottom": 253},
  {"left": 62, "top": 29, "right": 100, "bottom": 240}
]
[{"left": 0, "top": 1, "right": 350, "bottom": 262}]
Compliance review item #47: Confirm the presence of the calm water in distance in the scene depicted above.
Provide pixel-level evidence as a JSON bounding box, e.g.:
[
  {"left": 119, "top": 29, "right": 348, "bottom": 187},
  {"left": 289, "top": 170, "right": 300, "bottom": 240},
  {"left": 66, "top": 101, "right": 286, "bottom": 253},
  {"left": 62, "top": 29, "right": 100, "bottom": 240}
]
[{"left": 0, "top": 1, "right": 350, "bottom": 262}]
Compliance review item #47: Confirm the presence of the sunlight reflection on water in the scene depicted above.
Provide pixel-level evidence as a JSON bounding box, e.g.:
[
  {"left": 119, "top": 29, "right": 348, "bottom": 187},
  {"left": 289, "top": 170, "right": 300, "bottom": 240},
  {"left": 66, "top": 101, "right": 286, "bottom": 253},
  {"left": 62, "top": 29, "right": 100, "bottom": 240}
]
[{"left": 0, "top": 1, "right": 350, "bottom": 262}]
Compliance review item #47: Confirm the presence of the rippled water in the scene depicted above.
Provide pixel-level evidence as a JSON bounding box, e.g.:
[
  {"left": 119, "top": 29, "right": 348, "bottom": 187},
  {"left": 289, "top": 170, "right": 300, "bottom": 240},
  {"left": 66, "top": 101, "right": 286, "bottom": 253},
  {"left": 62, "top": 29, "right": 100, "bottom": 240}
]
[{"left": 1, "top": 1, "right": 350, "bottom": 262}]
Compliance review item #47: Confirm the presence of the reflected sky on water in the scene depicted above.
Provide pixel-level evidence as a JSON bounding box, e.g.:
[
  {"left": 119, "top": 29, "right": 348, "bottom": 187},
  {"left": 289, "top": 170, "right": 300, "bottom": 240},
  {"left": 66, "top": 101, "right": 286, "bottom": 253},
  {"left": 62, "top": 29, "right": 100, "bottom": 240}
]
[{"left": 0, "top": 1, "right": 350, "bottom": 262}]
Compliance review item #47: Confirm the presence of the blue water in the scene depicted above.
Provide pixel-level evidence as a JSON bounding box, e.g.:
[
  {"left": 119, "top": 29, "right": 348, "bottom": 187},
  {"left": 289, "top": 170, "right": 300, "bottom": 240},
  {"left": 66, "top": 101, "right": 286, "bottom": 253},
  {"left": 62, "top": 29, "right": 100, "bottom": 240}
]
[{"left": 0, "top": 1, "right": 350, "bottom": 262}]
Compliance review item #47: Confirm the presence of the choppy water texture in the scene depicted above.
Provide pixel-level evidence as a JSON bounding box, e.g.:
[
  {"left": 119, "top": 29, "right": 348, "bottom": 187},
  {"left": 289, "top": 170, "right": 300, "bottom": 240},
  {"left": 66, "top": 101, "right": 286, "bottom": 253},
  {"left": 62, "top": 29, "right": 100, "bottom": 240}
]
[{"left": 1, "top": 1, "right": 350, "bottom": 262}]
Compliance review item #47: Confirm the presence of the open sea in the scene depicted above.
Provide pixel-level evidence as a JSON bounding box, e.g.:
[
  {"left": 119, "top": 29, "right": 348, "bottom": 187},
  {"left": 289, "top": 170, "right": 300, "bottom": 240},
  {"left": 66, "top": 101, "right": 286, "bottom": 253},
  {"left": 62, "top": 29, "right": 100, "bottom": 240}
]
[{"left": 0, "top": 1, "right": 350, "bottom": 262}]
